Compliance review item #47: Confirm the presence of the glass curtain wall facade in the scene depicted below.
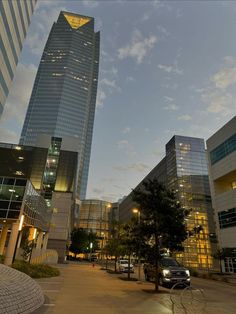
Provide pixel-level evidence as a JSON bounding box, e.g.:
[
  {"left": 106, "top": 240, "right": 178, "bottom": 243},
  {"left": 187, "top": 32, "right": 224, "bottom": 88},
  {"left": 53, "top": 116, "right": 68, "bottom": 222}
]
[
  {"left": 166, "top": 136, "right": 214, "bottom": 269},
  {"left": 76, "top": 200, "right": 111, "bottom": 248},
  {"left": 0, "top": 177, "right": 50, "bottom": 231},
  {"left": 19, "top": 11, "right": 100, "bottom": 200},
  {"left": 0, "top": 0, "right": 37, "bottom": 116}
]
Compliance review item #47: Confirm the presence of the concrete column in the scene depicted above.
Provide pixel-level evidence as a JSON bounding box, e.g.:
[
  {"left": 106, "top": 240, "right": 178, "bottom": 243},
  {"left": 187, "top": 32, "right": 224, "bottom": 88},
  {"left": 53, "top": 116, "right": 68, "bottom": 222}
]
[
  {"left": 4, "top": 222, "right": 19, "bottom": 266},
  {"left": 36, "top": 232, "right": 44, "bottom": 250},
  {"left": 42, "top": 233, "right": 49, "bottom": 251},
  {"left": 0, "top": 225, "right": 9, "bottom": 255}
]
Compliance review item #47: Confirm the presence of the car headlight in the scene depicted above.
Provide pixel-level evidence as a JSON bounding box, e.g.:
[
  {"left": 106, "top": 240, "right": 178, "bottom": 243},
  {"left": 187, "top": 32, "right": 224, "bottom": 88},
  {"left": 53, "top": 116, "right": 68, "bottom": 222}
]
[
  {"left": 185, "top": 270, "right": 190, "bottom": 277},
  {"left": 163, "top": 269, "right": 170, "bottom": 277}
]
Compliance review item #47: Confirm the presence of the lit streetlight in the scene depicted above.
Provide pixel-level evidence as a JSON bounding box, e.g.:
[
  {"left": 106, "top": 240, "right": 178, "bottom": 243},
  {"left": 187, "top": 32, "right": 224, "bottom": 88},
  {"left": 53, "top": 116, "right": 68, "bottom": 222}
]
[{"left": 132, "top": 208, "right": 141, "bottom": 283}]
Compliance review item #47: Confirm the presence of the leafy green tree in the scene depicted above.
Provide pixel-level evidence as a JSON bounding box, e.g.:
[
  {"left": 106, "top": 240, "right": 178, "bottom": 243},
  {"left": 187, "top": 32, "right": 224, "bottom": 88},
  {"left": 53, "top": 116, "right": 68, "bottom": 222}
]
[
  {"left": 104, "top": 237, "right": 125, "bottom": 271},
  {"left": 69, "top": 228, "right": 99, "bottom": 257},
  {"left": 132, "top": 178, "right": 188, "bottom": 291},
  {"left": 20, "top": 228, "right": 34, "bottom": 262}
]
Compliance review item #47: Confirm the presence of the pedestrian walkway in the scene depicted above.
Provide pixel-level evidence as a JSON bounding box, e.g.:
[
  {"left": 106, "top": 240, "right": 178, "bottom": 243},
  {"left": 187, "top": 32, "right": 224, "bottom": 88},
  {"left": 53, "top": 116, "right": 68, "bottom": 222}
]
[{"left": 35, "top": 262, "right": 171, "bottom": 314}]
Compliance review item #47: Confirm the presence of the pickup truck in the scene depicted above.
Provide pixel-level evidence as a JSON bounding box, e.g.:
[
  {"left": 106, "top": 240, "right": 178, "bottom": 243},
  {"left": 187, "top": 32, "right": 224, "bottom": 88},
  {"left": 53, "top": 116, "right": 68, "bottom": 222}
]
[{"left": 143, "top": 257, "right": 190, "bottom": 287}]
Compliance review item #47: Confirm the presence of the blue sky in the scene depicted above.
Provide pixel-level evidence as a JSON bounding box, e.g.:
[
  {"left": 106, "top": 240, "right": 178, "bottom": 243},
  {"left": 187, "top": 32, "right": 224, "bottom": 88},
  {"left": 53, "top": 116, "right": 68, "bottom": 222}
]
[{"left": 1, "top": 0, "right": 236, "bottom": 201}]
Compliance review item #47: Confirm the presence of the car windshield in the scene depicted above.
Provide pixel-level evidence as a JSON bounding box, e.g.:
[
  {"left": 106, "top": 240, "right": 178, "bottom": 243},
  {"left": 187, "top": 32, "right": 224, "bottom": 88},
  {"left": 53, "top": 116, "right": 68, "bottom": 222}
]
[
  {"left": 160, "top": 258, "right": 180, "bottom": 267},
  {"left": 119, "top": 260, "right": 128, "bottom": 264}
]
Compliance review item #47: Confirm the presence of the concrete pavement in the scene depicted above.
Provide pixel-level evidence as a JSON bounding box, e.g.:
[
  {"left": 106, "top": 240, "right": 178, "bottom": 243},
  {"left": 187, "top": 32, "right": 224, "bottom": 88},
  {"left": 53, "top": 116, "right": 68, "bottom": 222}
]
[
  {"left": 35, "top": 262, "right": 171, "bottom": 314},
  {"left": 35, "top": 262, "right": 236, "bottom": 314}
]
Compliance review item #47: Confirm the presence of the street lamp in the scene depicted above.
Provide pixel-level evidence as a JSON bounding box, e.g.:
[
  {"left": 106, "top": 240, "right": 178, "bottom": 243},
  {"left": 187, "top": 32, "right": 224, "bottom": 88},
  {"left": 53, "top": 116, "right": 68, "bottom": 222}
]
[
  {"left": 132, "top": 208, "right": 141, "bottom": 282},
  {"left": 89, "top": 242, "right": 93, "bottom": 262},
  {"left": 12, "top": 214, "right": 25, "bottom": 263}
]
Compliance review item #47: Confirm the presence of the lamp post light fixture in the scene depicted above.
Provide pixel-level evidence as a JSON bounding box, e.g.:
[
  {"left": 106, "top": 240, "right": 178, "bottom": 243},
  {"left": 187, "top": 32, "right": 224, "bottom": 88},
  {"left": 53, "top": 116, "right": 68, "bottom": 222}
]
[
  {"left": 132, "top": 208, "right": 141, "bottom": 283},
  {"left": 89, "top": 242, "right": 93, "bottom": 262},
  {"left": 29, "top": 228, "right": 37, "bottom": 263},
  {"left": 12, "top": 214, "right": 25, "bottom": 263}
]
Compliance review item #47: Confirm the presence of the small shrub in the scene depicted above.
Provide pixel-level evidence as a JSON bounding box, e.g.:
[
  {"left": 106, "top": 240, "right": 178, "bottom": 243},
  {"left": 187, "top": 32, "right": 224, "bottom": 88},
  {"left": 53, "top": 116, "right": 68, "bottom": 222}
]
[
  {"left": 0, "top": 255, "right": 4, "bottom": 264},
  {"left": 12, "top": 260, "right": 60, "bottom": 278}
]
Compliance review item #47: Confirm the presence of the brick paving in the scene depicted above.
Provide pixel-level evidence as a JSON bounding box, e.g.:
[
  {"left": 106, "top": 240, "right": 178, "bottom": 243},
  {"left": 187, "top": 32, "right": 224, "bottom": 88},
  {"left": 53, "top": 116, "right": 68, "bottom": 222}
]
[{"left": 0, "top": 264, "right": 44, "bottom": 314}]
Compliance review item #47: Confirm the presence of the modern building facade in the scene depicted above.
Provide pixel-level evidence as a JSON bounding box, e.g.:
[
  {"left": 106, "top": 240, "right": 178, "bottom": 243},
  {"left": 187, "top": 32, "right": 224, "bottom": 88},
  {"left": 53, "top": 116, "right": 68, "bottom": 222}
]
[
  {"left": 0, "top": 137, "right": 78, "bottom": 262},
  {"left": 0, "top": 176, "right": 51, "bottom": 266},
  {"left": 0, "top": 0, "right": 37, "bottom": 116},
  {"left": 20, "top": 11, "right": 100, "bottom": 200},
  {"left": 119, "top": 135, "right": 216, "bottom": 269},
  {"left": 75, "top": 199, "right": 112, "bottom": 249},
  {"left": 207, "top": 116, "right": 236, "bottom": 273}
]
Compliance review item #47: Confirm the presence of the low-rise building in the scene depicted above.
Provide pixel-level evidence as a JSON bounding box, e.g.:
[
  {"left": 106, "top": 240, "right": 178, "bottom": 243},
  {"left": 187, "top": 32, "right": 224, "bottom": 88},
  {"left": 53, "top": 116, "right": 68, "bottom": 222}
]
[
  {"left": 0, "top": 176, "right": 51, "bottom": 265},
  {"left": 207, "top": 116, "right": 236, "bottom": 273},
  {"left": 0, "top": 136, "right": 78, "bottom": 262}
]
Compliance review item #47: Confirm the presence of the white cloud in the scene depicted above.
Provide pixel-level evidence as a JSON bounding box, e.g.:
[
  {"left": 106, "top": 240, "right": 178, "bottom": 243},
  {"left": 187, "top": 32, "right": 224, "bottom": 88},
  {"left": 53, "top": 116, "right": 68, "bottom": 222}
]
[
  {"left": 141, "top": 12, "right": 150, "bottom": 22},
  {"left": 117, "top": 140, "right": 136, "bottom": 155},
  {"left": 122, "top": 127, "right": 131, "bottom": 134},
  {"left": 26, "top": 2, "right": 66, "bottom": 56},
  {"left": 3, "top": 63, "right": 37, "bottom": 123},
  {"left": 212, "top": 66, "right": 236, "bottom": 90},
  {"left": 126, "top": 76, "right": 135, "bottom": 82},
  {"left": 199, "top": 57, "right": 236, "bottom": 116},
  {"left": 82, "top": 0, "right": 99, "bottom": 8},
  {"left": 163, "top": 96, "right": 178, "bottom": 111},
  {"left": 164, "top": 96, "right": 174, "bottom": 102},
  {"left": 96, "top": 89, "right": 106, "bottom": 108},
  {"left": 100, "top": 78, "right": 117, "bottom": 88},
  {"left": 118, "top": 29, "right": 157, "bottom": 64},
  {"left": 0, "top": 127, "right": 18, "bottom": 143},
  {"left": 164, "top": 104, "right": 179, "bottom": 111},
  {"left": 157, "top": 25, "right": 170, "bottom": 38},
  {"left": 158, "top": 63, "right": 183, "bottom": 75},
  {"left": 117, "top": 140, "right": 129, "bottom": 149},
  {"left": 202, "top": 91, "right": 233, "bottom": 115},
  {"left": 113, "top": 163, "right": 150, "bottom": 173},
  {"left": 178, "top": 114, "right": 192, "bottom": 121}
]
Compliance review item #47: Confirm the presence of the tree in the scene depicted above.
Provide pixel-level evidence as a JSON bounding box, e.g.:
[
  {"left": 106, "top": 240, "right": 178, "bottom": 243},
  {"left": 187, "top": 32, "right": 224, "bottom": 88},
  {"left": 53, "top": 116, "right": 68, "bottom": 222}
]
[
  {"left": 104, "top": 237, "right": 124, "bottom": 271},
  {"left": 69, "top": 228, "right": 99, "bottom": 258},
  {"left": 132, "top": 178, "right": 188, "bottom": 292}
]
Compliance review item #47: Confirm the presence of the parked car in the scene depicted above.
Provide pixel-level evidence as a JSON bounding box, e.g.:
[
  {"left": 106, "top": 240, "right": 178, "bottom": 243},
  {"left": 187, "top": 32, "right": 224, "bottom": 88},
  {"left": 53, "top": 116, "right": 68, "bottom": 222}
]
[
  {"left": 143, "top": 257, "right": 190, "bottom": 287},
  {"left": 116, "top": 259, "right": 134, "bottom": 273}
]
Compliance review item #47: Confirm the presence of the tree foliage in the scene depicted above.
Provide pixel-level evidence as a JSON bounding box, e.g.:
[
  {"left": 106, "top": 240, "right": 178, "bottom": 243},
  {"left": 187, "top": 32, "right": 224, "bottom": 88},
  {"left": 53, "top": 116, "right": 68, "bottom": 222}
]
[
  {"left": 132, "top": 178, "right": 188, "bottom": 291},
  {"left": 69, "top": 228, "right": 99, "bottom": 256}
]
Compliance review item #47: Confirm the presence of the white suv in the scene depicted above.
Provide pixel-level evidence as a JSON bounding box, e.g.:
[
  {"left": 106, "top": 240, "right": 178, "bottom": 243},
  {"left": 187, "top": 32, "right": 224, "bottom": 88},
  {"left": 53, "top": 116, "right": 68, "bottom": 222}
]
[{"left": 117, "top": 259, "right": 134, "bottom": 273}]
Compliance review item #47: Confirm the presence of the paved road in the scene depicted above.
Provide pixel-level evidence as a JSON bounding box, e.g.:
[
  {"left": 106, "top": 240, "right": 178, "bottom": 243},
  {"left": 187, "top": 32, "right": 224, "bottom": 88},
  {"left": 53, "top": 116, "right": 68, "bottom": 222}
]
[{"left": 35, "top": 262, "right": 236, "bottom": 314}]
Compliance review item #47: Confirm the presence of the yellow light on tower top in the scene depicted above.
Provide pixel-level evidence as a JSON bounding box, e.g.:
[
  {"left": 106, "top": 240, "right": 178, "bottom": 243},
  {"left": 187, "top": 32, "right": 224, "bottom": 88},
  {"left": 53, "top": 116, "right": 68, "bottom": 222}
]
[{"left": 63, "top": 13, "right": 91, "bottom": 29}]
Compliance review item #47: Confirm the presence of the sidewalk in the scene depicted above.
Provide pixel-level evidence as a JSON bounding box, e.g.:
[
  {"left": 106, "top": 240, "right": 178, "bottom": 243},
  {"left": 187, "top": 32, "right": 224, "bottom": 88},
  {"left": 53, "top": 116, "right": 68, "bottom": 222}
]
[{"left": 35, "top": 262, "right": 171, "bottom": 314}]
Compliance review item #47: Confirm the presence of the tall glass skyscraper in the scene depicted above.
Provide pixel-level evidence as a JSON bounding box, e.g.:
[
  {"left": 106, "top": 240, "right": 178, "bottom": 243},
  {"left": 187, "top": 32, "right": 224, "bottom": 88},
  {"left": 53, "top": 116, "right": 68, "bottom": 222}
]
[
  {"left": 0, "top": 0, "right": 38, "bottom": 116},
  {"left": 20, "top": 11, "right": 100, "bottom": 199}
]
